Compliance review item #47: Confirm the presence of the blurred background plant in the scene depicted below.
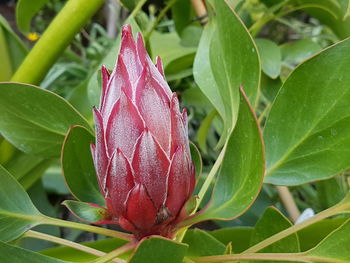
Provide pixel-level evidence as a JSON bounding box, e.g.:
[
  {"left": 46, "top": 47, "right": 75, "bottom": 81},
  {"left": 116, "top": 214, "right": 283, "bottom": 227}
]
[{"left": 1, "top": 0, "right": 349, "bottom": 256}]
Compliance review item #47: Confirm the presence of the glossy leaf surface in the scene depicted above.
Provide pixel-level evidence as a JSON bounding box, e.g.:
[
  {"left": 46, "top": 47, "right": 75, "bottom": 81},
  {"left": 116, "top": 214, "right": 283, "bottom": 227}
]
[
  {"left": 194, "top": 0, "right": 260, "bottom": 137},
  {"left": 0, "top": 165, "right": 44, "bottom": 242},
  {"left": 264, "top": 37, "right": 350, "bottom": 185},
  {"left": 62, "top": 200, "right": 108, "bottom": 224},
  {"left": 304, "top": 219, "right": 350, "bottom": 262},
  {"left": 61, "top": 125, "right": 104, "bottom": 205},
  {"left": 256, "top": 38, "right": 281, "bottom": 79},
  {"left": 210, "top": 227, "right": 253, "bottom": 253},
  {"left": 183, "top": 229, "right": 226, "bottom": 257},
  {"left": 250, "top": 207, "right": 300, "bottom": 257},
  {"left": 129, "top": 237, "right": 188, "bottom": 263},
  {"left": 191, "top": 90, "right": 264, "bottom": 222},
  {"left": 0, "top": 82, "right": 92, "bottom": 158}
]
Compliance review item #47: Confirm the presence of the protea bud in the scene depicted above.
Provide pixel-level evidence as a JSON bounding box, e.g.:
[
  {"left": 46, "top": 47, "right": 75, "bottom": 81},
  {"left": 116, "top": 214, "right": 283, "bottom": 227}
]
[{"left": 90, "top": 25, "right": 196, "bottom": 239}]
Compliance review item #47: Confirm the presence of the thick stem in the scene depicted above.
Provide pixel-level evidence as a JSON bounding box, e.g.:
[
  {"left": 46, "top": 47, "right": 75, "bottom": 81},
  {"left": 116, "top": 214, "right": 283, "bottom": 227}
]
[
  {"left": 42, "top": 216, "right": 132, "bottom": 241},
  {"left": 192, "top": 252, "right": 308, "bottom": 262},
  {"left": 91, "top": 242, "right": 136, "bottom": 263},
  {"left": 191, "top": 0, "right": 208, "bottom": 24},
  {"left": 11, "top": 0, "right": 104, "bottom": 84},
  {"left": 243, "top": 200, "right": 349, "bottom": 253},
  {"left": 23, "top": 230, "right": 123, "bottom": 263},
  {"left": 276, "top": 186, "right": 300, "bottom": 222}
]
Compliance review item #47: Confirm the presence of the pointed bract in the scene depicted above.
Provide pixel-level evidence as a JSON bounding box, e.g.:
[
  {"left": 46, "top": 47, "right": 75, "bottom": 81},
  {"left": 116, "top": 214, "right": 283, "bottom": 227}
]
[{"left": 89, "top": 24, "right": 196, "bottom": 239}]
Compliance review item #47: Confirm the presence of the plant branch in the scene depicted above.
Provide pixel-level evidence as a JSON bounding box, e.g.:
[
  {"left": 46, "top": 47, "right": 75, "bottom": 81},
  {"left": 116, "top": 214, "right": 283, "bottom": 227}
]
[
  {"left": 144, "top": 0, "right": 178, "bottom": 41},
  {"left": 42, "top": 216, "right": 132, "bottom": 241},
  {"left": 23, "top": 230, "right": 123, "bottom": 263},
  {"left": 243, "top": 193, "right": 350, "bottom": 253},
  {"left": 276, "top": 186, "right": 300, "bottom": 222},
  {"left": 191, "top": 0, "right": 208, "bottom": 24},
  {"left": 192, "top": 252, "right": 309, "bottom": 262},
  {"left": 91, "top": 241, "right": 136, "bottom": 263}
]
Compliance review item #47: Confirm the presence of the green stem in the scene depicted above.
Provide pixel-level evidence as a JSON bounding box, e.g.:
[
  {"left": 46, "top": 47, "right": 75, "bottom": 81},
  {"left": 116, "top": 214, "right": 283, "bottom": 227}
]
[
  {"left": 243, "top": 195, "right": 350, "bottom": 253},
  {"left": 42, "top": 216, "right": 132, "bottom": 241},
  {"left": 192, "top": 252, "right": 308, "bottom": 262},
  {"left": 250, "top": 3, "right": 338, "bottom": 36},
  {"left": 11, "top": 0, "right": 104, "bottom": 84},
  {"left": 23, "top": 230, "right": 124, "bottom": 263},
  {"left": 144, "top": 0, "right": 178, "bottom": 41},
  {"left": 130, "top": 0, "right": 148, "bottom": 18},
  {"left": 91, "top": 241, "right": 136, "bottom": 263}
]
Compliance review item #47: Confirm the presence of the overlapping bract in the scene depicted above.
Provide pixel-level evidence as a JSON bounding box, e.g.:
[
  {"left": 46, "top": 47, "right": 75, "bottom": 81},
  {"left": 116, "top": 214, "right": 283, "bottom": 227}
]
[{"left": 90, "top": 25, "right": 195, "bottom": 239}]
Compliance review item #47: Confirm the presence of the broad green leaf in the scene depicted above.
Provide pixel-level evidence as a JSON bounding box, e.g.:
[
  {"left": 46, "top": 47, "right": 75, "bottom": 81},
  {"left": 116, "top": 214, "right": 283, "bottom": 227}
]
[
  {"left": 0, "top": 164, "right": 44, "bottom": 242},
  {"left": 298, "top": 217, "right": 346, "bottom": 251},
  {"left": 0, "top": 242, "right": 67, "bottom": 263},
  {"left": 264, "top": 37, "right": 350, "bottom": 185},
  {"left": 0, "top": 82, "right": 92, "bottom": 158},
  {"left": 183, "top": 229, "right": 226, "bottom": 257},
  {"left": 210, "top": 227, "right": 254, "bottom": 253},
  {"left": 61, "top": 125, "right": 104, "bottom": 205},
  {"left": 194, "top": 0, "right": 260, "bottom": 139},
  {"left": 129, "top": 237, "right": 188, "bottom": 263},
  {"left": 42, "top": 238, "right": 127, "bottom": 261},
  {"left": 250, "top": 207, "right": 300, "bottom": 258},
  {"left": 62, "top": 200, "right": 108, "bottom": 224},
  {"left": 316, "top": 177, "right": 347, "bottom": 209},
  {"left": 304, "top": 218, "right": 350, "bottom": 262},
  {"left": 172, "top": 0, "right": 193, "bottom": 36},
  {"left": 255, "top": 38, "right": 281, "bottom": 79},
  {"left": 280, "top": 39, "right": 322, "bottom": 67},
  {"left": 16, "top": 0, "right": 50, "bottom": 34},
  {"left": 4, "top": 151, "right": 52, "bottom": 189},
  {"left": 149, "top": 31, "right": 196, "bottom": 77},
  {"left": 0, "top": 15, "right": 27, "bottom": 80},
  {"left": 191, "top": 90, "right": 264, "bottom": 222}
]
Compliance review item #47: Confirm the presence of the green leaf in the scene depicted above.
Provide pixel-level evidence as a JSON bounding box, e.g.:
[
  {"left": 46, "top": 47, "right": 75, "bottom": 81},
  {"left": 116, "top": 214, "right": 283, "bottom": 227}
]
[
  {"left": 298, "top": 217, "right": 347, "bottom": 251},
  {"left": 129, "top": 237, "right": 188, "bottom": 263},
  {"left": 304, "top": 218, "right": 350, "bottom": 262},
  {"left": 210, "top": 227, "right": 254, "bottom": 253},
  {"left": 62, "top": 200, "right": 108, "bottom": 224},
  {"left": 191, "top": 89, "right": 264, "bottom": 222},
  {"left": 250, "top": 207, "right": 300, "bottom": 259},
  {"left": 149, "top": 31, "right": 196, "bottom": 77},
  {"left": 16, "top": 0, "right": 50, "bottom": 34},
  {"left": 280, "top": 39, "right": 322, "bottom": 68},
  {"left": 183, "top": 229, "right": 226, "bottom": 257},
  {"left": 61, "top": 125, "right": 104, "bottom": 205},
  {"left": 0, "top": 242, "right": 67, "bottom": 263},
  {"left": 264, "top": 37, "right": 350, "bottom": 185},
  {"left": 0, "top": 164, "right": 44, "bottom": 242},
  {"left": 194, "top": 0, "right": 260, "bottom": 138},
  {"left": 255, "top": 38, "right": 281, "bottom": 79},
  {"left": 0, "top": 15, "right": 27, "bottom": 80},
  {"left": 172, "top": 0, "right": 193, "bottom": 36},
  {"left": 0, "top": 82, "right": 92, "bottom": 158}
]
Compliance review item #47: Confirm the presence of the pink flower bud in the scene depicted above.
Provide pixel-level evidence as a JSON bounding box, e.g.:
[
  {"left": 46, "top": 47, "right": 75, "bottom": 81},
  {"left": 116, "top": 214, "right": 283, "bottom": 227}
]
[{"left": 90, "top": 25, "right": 196, "bottom": 239}]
